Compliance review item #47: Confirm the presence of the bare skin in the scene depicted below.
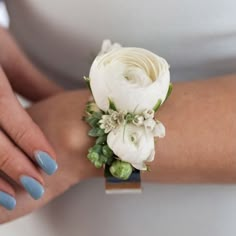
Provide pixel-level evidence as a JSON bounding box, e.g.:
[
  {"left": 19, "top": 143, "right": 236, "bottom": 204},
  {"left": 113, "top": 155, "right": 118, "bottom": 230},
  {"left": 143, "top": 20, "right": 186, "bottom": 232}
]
[
  {"left": 0, "top": 27, "right": 63, "bottom": 199},
  {"left": 0, "top": 74, "right": 235, "bottom": 223}
]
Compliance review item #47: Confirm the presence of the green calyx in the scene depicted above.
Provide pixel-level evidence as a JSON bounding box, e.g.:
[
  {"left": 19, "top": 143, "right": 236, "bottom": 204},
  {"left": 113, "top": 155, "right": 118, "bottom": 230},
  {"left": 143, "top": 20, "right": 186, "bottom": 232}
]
[
  {"left": 108, "top": 98, "right": 117, "bottom": 111},
  {"left": 109, "top": 160, "right": 133, "bottom": 180}
]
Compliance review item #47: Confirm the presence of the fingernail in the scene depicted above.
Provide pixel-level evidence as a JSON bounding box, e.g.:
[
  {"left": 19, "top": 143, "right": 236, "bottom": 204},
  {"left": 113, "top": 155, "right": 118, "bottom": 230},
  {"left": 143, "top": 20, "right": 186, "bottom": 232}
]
[
  {"left": 0, "top": 191, "right": 16, "bottom": 210},
  {"left": 20, "top": 176, "right": 44, "bottom": 200},
  {"left": 34, "top": 151, "right": 58, "bottom": 175}
]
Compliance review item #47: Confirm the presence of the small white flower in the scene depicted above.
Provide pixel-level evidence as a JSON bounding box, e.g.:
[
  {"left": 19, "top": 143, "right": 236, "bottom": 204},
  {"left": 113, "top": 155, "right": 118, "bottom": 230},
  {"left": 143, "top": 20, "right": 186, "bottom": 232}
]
[
  {"left": 143, "top": 109, "right": 155, "bottom": 120},
  {"left": 99, "top": 115, "right": 117, "bottom": 133},
  {"left": 132, "top": 115, "right": 144, "bottom": 126},
  {"left": 108, "top": 110, "right": 124, "bottom": 125},
  {"left": 153, "top": 121, "right": 166, "bottom": 138},
  {"left": 144, "top": 118, "right": 156, "bottom": 131}
]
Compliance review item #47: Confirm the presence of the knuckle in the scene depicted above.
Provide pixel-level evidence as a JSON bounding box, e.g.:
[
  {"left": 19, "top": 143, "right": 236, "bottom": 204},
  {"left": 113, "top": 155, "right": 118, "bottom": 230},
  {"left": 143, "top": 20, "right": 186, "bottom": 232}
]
[
  {"left": 14, "top": 127, "right": 32, "bottom": 145},
  {"left": 0, "top": 149, "right": 12, "bottom": 170}
]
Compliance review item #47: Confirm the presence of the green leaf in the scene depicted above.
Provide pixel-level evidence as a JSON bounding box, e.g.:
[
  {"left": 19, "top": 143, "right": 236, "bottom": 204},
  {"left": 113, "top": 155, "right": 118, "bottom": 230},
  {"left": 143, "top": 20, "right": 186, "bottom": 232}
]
[
  {"left": 89, "top": 127, "right": 105, "bottom": 137},
  {"left": 97, "top": 128, "right": 105, "bottom": 136},
  {"left": 95, "top": 135, "right": 107, "bottom": 145},
  {"left": 92, "top": 112, "right": 103, "bottom": 119},
  {"left": 83, "top": 76, "right": 91, "bottom": 91},
  {"left": 102, "top": 145, "right": 113, "bottom": 158},
  {"left": 100, "top": 154, "right": 108, "bottom": 164},
  {"left": 91, "top": 144, "right": 103, "bottom": 153},
  {"left": 165, "top": 83, "right": 173, "bottom": 101},
  {"left": 86, "top": 117, "right": 100, "bottom": 128},
  {"left": 106, "top": 155, "right": 114, "bottom": 166},
  {"left": 88, "top": 128, "right": 99, "bottom": 137},
  {"left": 153, "top": 99, "right": 162, "bottom": 112},
  {"left": 108, "top": 98, "right": 117, "bottom": 111}
]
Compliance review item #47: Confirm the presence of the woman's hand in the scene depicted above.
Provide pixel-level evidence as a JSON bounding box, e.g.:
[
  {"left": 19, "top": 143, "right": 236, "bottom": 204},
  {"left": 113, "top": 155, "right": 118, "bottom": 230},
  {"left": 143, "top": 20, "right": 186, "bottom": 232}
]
[
  {"left": 0, "top": 27, "right": 63, "bottom": 209},
  {"left": 0, "top": 90, "right": 101, "bottom": 223}
]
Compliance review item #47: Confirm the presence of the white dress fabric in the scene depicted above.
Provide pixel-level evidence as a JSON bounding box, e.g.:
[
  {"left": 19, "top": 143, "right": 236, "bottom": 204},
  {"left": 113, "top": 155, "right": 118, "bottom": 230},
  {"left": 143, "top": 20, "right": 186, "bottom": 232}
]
[
  {"left": 1, "top": 1, "right": 236, "bottom": 236},
  {"left": 0, "top": 1, "right": 9, "bottom": 28}
]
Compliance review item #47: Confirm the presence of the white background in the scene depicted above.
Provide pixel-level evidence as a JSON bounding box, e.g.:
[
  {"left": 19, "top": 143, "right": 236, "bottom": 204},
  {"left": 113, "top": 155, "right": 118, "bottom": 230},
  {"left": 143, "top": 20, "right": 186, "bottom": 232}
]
[
  {"left": 2, "top": 180, "right": 236, "bottom": 236},
  {"left": 1, "top": 0, "right": 236, "bottom": 235}
]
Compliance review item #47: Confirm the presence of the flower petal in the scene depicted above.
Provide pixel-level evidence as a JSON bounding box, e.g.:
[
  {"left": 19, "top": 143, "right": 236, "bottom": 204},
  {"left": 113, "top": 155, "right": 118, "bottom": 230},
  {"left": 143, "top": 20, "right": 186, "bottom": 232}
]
[{"left": 153, "top": 122, "right": 166, "bottom": 138}]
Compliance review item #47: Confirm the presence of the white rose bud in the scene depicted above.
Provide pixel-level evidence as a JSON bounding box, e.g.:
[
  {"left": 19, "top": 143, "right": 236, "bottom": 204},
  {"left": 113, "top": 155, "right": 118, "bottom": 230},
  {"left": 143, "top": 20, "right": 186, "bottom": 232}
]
[
  {"left": 107, "top": 124, "right": 155, "bottom": 170},
  {"left": 90, "top": 47, "right": 170, "bottom": 113}
]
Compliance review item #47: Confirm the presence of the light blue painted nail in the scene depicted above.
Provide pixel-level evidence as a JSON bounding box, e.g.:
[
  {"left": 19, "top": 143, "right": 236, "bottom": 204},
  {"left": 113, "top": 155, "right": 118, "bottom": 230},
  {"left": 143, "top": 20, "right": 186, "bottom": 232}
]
[
  {"left": 35, "top": 151, "right": 58, "bottom": 175},
  {"left": 20, "top": 176, "right": 44, "bottom": 200},
  {"left": 0, "top": 191, "right": 16, "bottom": 210}
]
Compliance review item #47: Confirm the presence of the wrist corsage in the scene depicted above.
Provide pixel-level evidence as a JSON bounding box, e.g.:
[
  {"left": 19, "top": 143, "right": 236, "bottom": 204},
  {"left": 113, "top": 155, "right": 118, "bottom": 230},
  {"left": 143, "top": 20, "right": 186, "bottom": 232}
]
[{"left": 84, "top": 40, "right": 172, "bottom": 192}]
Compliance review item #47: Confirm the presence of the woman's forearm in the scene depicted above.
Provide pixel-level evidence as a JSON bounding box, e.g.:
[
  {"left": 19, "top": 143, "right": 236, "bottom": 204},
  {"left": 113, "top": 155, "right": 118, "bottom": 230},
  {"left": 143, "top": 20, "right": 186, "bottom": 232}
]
[
  {"left": 0, "top": 74, "right": 235, "bottom": 223},
  {"left": 143, "top": 74, "right": 236, "bottom": 183}
]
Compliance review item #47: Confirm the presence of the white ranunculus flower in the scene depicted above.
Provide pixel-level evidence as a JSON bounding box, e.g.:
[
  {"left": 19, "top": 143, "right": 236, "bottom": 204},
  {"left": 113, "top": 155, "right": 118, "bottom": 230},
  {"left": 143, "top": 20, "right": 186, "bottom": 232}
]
[
  {"left": 89, "top": 47, "right": 170, "bottom": 113},
  {"left": 107, "top": 123, "right": 155, "bottom": 170}
]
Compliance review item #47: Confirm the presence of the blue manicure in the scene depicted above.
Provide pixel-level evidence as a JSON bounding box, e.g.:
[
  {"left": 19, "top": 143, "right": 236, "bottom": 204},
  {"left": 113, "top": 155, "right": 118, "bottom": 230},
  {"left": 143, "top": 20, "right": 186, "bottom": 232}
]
[
  {"left": 35, "top": 151, "right": 58, "bottom": 175},
  {"left": 20, "top": 176, "right": 44, "bottom": 200},
  {"left": 0, "top": 191, "right": 16, "bottom": 210}
]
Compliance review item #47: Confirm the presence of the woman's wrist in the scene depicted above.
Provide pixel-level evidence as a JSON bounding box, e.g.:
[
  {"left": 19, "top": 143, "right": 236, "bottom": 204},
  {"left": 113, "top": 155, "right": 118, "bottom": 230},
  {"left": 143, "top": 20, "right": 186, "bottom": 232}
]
[{"left": 27, "top": 90, "right": 102, "bottom": 182}]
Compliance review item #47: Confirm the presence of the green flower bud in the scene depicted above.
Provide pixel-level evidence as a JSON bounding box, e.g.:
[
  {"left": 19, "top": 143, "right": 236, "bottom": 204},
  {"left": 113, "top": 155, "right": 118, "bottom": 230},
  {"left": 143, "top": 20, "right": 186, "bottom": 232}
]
[
  {"left": 87, "top": 152, "right": 99, "bottom": 162},
  {"left": 94, "top": 160, "right": 103, "bottom": 168},
  {"left": 102, "top": 145, "right": 113, "bottom": 158},
  {"left": 109, "top": 160, "right": 133, "bottom": 180},
  {"left": 125, "top": 113, "right": 134, "bottom": 123}
]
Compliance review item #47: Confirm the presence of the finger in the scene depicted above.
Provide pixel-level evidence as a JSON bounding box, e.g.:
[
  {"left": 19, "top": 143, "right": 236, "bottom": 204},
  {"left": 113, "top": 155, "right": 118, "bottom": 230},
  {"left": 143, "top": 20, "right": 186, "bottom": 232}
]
[
  {"left": 0, "top": 177, "right": 16, "bottom": 210},
  {"left": 0, "top": 68, "right": 58, "bottom": 175},
  {"left": 0, "top": 27, "right": 63, "bottom": 101},
  {"left": 0, "top": 130, "right": 45, "bottom": 200}
]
